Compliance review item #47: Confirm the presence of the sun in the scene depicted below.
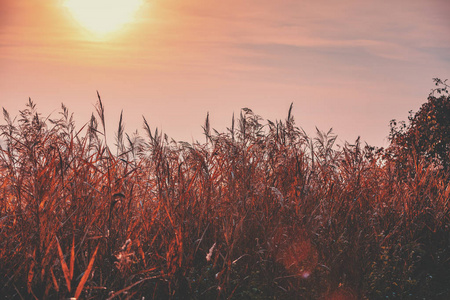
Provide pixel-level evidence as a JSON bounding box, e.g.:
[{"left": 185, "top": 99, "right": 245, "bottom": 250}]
[{"left": 63, "top": 0, "right": 143, "bottom": 36}]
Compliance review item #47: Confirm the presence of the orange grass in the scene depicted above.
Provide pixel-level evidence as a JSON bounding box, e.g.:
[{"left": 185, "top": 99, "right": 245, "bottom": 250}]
[{"left": 0, "top": 97, "right": 449, "bottom": 299}]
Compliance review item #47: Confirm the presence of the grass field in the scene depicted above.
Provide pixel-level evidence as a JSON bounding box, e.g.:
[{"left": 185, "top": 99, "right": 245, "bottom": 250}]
[{"left": 0, "top": 97, "right": 449, "bottom": 299}]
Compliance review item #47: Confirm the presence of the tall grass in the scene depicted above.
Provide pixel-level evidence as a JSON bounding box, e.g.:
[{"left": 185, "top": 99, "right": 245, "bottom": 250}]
[{"left": 0, "top": 97, "right": 448, "bottom": 299}]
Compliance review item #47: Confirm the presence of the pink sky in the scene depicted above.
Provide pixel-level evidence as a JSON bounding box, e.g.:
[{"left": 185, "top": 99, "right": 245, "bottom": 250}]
[{"left": 1, "top": 0, "right": 450, "bottom": 146}]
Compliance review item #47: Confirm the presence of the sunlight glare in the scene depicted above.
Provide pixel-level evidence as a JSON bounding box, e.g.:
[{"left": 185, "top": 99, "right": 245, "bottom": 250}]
[{"left": 64, "top": 0, "right": 143, "bottom": 36}]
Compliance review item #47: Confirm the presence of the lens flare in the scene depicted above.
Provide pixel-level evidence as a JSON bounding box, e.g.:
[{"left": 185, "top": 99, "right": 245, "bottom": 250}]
[{"left": 272, "top": 226, "right": 318, "bottom": 277}]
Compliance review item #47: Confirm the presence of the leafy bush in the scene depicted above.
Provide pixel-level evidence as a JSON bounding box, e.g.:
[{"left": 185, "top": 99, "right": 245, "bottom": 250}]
[{"left": 389, "top": 78, "right": 450, "bottom": 173}]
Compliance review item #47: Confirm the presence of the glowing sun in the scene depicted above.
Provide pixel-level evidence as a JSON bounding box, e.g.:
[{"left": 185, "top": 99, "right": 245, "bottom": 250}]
[{"left": 64, "top": 0, "right": 143, "bottom": 36}]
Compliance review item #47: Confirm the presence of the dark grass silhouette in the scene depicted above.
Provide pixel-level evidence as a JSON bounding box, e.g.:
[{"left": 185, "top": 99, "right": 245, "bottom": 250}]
[{"left": 0, "top": 90, "right": 449, "bottom": 299}]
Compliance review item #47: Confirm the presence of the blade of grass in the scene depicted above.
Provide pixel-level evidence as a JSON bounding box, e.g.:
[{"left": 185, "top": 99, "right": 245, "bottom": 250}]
[
  {"left": 74, "top": 244, "right": 99, "bottom": 299},
  {"left": 56, "top": 237, "right": 71, "bottom": 292}
]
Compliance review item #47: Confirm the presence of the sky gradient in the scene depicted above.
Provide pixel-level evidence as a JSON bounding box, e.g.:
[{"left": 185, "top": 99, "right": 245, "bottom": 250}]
[{"left": 1, "top": 0, "right": 450, "bottom": 146}]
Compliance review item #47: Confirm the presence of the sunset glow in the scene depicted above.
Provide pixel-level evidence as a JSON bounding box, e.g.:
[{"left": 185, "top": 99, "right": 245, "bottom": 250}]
[
  {"left": 1, "top": 0, "right": 449, "bottom": 146},
  {"left": 0, "top": 1, "right": 449, "bottom": 298},
  {"left": 63, "top": 0, "right": 143, "bottom": 36}
]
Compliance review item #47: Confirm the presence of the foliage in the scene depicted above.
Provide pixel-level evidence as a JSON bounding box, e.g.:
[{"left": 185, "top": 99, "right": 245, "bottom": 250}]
[
  {"left": 0, "top": 93, "right": 449, "bottom": 299},
  {"left": 389, "top": 78, "right": 450, "bottom": 172}
]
